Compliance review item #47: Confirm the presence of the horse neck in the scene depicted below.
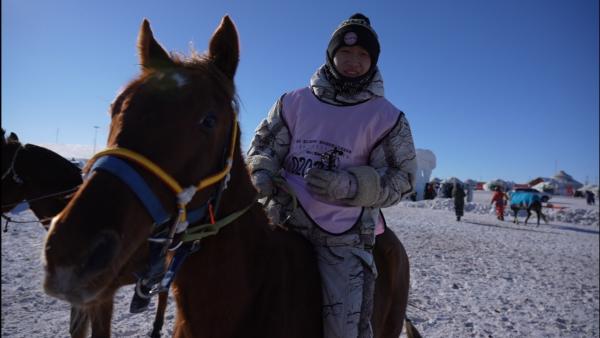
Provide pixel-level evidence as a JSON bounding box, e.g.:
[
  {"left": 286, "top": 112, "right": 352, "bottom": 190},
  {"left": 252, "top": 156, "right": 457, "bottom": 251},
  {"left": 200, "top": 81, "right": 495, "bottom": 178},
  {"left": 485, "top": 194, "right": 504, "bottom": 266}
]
[
  {"left": 22, "top": 144, "right": 82, "bottom": 187},
  {"left": 170, "top": 148, "right": 272, "bottom": 329}
]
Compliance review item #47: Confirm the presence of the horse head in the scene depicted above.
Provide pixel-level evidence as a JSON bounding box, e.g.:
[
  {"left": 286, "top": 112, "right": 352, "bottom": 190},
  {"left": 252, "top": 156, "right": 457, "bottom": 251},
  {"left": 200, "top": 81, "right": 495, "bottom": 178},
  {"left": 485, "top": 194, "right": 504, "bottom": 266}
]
[{"left": 43, "top": 16, "right": 246, "bottom": 307}]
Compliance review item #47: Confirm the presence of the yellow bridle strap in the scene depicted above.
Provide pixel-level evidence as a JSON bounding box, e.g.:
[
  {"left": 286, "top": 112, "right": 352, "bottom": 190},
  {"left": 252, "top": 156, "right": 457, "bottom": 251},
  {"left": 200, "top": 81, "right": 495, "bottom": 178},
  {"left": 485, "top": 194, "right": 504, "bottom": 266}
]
[
  {"left": 195, "top": 120, "right": 238, "bottom": 190},
  {"left": 91, "top": 148, "right": 184, "bottom": 194},
  {"left": 88, "top": 121, "right": 238, "bottom": 196}
]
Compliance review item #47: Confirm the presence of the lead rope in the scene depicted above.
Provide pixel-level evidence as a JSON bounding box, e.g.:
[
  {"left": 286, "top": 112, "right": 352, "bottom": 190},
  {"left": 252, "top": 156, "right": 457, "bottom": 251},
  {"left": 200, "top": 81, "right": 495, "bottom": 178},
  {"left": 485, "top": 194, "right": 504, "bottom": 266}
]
[{"left": 1, "top": 186, "right": 80, "bottom": 211}]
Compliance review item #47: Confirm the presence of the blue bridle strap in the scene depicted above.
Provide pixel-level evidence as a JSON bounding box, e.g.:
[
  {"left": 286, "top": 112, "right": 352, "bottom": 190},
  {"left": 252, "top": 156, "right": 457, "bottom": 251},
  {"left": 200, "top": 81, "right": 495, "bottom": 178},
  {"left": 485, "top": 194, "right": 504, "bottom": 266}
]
[{"left": 90, "top": 156, "right": 171, "bottom": 226}]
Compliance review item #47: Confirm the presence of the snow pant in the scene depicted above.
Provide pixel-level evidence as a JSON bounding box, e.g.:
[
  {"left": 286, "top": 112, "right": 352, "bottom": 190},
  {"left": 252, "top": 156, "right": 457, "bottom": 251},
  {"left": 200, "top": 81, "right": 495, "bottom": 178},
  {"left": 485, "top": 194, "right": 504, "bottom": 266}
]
[
  {"left": 292, "top": 226, "right": 377, "bottom": 338},
  {"left": 287, "top": 213, "right": 377, "bottom": 338},
  {"left": 264, "top": 191, "right": 377, "bottom": 338}
]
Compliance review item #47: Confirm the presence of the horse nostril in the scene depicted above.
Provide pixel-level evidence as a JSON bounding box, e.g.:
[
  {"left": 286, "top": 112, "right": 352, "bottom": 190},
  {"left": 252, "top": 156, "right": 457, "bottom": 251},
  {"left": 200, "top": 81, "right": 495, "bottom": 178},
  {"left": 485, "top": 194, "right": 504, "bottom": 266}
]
[{"left": 80, "top": 231, "right": 120, "bottom": 275}]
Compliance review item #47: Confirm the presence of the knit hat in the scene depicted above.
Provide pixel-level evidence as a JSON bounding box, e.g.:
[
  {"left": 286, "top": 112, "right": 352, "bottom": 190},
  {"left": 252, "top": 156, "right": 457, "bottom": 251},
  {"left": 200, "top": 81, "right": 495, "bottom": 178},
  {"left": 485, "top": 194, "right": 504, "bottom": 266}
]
[{"left": 326, "top": 13, "right": 380, "bottom": 76}]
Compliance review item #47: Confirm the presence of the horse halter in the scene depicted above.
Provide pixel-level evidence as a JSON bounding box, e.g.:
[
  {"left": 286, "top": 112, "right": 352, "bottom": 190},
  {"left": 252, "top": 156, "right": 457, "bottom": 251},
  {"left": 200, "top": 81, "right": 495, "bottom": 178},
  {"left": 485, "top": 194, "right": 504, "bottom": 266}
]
[
  {"left": 2, "top": 144, "right": 24, "bottom": 185},
  {"left": 86, "top": 113, "right": 239, "bottom": 246}
]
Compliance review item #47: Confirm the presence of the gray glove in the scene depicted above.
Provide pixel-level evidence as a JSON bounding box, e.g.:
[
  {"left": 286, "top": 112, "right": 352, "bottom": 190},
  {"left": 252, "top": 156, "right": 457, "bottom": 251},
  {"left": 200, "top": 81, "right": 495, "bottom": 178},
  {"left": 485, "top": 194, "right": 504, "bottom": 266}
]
[
  {"left": 304, "top": 168, "right": 358, "bottom": 201},
  {"left": 250, "top": 170, "right": 275, "bottom": 198}
]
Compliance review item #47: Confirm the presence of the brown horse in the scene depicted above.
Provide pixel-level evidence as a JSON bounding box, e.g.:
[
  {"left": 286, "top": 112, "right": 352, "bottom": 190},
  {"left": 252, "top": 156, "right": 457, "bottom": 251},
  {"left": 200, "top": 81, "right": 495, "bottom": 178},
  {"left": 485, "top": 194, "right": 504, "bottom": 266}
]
[
  {"left": 1, "top": 130, "right": 169, "bottom": 338},
  {"left": 43, "top": 16, "right": 417, "bottom": 338}
]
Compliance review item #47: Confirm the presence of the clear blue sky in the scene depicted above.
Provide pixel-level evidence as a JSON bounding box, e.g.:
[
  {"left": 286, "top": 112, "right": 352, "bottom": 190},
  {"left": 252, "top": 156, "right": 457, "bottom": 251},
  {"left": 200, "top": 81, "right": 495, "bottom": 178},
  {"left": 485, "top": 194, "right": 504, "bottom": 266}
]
[{"left": 2, "top": 0, "right": 598, "bottom": 184}]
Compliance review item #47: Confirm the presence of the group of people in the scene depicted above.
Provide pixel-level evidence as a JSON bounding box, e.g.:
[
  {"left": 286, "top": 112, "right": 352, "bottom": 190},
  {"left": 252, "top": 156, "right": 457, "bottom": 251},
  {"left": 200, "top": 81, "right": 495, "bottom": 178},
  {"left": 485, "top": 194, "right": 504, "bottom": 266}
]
[{"left": 441, "top": 183, "right": 518, "bottom": 223}]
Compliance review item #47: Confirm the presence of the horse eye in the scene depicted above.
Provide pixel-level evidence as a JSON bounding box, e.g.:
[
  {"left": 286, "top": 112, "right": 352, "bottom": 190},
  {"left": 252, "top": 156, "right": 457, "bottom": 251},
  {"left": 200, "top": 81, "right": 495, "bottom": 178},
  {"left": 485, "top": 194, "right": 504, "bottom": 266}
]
[{"left": 199, "top": 114, "right": 217, "bottom": 129}]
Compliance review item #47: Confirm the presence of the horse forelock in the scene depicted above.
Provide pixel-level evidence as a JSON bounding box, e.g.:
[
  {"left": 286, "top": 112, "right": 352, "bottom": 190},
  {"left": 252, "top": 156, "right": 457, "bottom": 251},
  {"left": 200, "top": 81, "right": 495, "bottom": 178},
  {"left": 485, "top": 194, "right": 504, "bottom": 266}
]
[{"left": 141, "top": 49, "right": 235, "bottom": 98}]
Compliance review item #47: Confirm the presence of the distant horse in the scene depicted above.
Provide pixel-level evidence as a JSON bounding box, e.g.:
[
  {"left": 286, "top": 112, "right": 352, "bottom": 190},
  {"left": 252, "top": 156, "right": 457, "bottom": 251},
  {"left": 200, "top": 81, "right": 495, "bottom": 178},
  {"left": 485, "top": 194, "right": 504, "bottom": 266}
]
[
  {"left": 1, "top": 130, "right": 168, "bottom": 338},
  {"left": 509, "top": 191, "right": 548, "bottom": 226},
  {"left": 42, "top": 16, "right": 418, "bottom": 338},
  {"left": 1, "top": 130, "right": 82, "bottom": 229}
]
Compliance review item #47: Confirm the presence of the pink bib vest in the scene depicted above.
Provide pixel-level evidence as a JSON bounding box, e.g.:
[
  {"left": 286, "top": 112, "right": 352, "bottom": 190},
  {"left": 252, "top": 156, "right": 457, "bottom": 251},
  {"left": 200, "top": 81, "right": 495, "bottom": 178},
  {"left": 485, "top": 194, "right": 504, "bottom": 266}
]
[{"left": 281, "top": 87, "right": 400, "bottom": 234}]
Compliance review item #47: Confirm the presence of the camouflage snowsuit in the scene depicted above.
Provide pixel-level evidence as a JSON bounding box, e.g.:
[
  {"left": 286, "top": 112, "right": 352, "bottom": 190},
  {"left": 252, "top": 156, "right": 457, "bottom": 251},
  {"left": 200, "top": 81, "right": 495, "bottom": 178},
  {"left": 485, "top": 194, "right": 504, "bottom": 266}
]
[{"left": 246, "top": 66, "right": 416, "bottom": 338}]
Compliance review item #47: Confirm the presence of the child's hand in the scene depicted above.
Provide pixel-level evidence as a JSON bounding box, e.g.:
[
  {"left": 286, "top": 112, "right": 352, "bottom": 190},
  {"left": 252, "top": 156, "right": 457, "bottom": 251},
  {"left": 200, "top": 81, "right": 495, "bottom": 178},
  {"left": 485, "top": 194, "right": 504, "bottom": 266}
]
[
  {"left": 250, "top": 170, "right": 275, "bottom": 198},
  {"left": 304, "top": 168, "right": 357, "bottom": 201}
]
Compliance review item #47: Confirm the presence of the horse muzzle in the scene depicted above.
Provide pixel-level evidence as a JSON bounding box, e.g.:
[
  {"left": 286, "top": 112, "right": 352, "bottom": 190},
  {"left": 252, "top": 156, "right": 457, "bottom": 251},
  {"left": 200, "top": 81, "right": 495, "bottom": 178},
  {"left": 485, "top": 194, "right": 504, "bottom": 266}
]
[{"left": 43, "top": 229, "right": 122, "bottom": 306}]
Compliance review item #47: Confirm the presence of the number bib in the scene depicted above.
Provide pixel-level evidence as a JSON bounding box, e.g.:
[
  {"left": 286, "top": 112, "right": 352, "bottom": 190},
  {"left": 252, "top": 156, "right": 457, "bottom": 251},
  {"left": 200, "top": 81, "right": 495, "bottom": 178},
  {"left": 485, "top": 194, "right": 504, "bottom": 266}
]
[{"left": 280, "top": 87, "right": 400, "bottom": 234}]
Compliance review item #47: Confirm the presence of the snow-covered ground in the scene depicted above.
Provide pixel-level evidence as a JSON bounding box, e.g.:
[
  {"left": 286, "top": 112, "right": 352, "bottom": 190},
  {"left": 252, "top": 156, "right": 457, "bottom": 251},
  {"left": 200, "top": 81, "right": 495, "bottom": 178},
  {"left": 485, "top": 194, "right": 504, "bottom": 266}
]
[{"left": 2, "top": 191, "right": 598, "bottom": 337}]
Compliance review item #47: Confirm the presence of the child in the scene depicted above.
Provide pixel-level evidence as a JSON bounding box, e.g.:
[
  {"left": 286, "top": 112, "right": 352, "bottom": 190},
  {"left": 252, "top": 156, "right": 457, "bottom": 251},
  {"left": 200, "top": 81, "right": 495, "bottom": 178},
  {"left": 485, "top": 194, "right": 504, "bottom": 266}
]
[
  {"left": 246, "top": 13, "right": 416, "bottom": 338},
  {"left": 491, "top": 186, "right": 508, "bottom": 221}
]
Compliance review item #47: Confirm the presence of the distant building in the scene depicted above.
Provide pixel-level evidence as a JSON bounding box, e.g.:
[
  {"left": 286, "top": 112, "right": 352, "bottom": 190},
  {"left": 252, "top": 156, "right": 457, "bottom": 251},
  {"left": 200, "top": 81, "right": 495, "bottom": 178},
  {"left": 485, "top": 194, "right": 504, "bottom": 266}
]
[{"left": 529, "top": 171, "right": 583, "bottom": 196}]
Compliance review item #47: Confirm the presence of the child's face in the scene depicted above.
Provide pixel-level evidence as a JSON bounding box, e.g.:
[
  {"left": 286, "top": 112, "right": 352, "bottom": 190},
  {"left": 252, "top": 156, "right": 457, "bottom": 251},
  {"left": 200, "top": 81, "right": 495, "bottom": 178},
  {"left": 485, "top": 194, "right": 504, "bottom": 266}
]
[{"left": 333, "top": 46, "right": 371, "bottom": 78}]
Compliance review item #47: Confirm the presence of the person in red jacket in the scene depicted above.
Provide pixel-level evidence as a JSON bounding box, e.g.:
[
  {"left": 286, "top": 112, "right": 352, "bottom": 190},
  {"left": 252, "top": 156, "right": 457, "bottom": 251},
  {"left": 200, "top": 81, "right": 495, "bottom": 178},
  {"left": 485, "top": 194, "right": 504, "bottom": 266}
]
[{"left": 490, "top": 186, "right": 508, "bottom": 221}]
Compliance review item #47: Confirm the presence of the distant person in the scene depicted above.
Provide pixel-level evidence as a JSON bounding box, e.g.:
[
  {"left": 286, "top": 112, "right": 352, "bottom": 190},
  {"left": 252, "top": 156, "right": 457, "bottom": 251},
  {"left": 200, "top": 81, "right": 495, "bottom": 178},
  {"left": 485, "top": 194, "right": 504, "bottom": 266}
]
[
  {"left": 566, "top": 185, "right": 574, "bottom": 196},
  {"left": 585, "top": 190, "right": 596, "bottom": 205},
  {"left": 465, "top": 183, "right": 473, "bottom": 202},
  {"left": 452, "top": 182, "right": 466, "bottom": 221},
  {"left": 490, "top": 186, "right": 508, "bottom": 221},
  {"left": 246, "top": 13, "right": 417, "bottom": 338},
  {"left": 424, "top": 182, "right": 436, "bottom": 200}
]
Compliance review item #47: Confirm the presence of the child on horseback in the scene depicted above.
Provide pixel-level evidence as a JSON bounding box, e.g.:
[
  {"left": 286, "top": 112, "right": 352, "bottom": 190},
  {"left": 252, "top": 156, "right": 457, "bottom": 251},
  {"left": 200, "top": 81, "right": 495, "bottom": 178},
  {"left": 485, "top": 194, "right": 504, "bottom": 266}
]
[
  {"left": 246, "top": 13, "right": 416, "bottom": 338},
  {"left": 490, "top": 186, "right": 508, "bottom": 221}
]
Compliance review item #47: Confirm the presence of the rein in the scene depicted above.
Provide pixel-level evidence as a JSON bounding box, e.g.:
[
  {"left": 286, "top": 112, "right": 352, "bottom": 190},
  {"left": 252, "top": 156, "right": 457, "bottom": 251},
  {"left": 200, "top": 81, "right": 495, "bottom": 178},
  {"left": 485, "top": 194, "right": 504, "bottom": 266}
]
[
  {"left": 1, "top": 186, "right": 80, "bottom": 211},
  {"left": 1, "top": 186, "right": 80, "bottom": 232},
  {"left": 1, "top": 213, "right": 53, "bottom": 232}
]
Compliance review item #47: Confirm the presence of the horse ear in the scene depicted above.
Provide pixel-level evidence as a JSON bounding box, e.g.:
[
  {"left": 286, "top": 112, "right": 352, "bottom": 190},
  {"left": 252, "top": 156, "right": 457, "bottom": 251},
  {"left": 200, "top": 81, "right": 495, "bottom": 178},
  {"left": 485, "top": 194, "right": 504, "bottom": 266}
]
[
  {"left": 137, "top": 19, "right": 175, "bottom": 71},
  {"left": 8, "top": 132, "right": 19, "bottom": 143},
  {"left": 208, "top": 15, "right": 239, "bottom": 80}
]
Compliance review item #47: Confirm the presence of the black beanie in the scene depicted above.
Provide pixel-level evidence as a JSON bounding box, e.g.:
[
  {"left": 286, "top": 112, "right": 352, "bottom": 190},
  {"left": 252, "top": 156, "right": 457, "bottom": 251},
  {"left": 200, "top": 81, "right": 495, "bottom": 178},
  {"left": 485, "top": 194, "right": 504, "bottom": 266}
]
[{"left": 327, "top": 13, "right": 380, "bottom": 72}]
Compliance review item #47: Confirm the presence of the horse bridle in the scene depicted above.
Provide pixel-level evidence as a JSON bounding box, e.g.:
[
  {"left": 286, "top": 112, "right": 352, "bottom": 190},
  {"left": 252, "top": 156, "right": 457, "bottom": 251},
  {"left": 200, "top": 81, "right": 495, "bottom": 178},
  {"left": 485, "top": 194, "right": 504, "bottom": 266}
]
[
  {"left": 85, "top": 111, "right": 243, "bottom": 250},
  {"left": 2, "top": 143, "right": 24, "bottom": 185}
]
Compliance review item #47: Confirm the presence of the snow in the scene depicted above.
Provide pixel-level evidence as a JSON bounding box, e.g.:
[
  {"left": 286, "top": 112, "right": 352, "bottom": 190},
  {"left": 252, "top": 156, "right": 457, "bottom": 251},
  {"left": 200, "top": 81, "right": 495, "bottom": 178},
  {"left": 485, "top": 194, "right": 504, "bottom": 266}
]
[{"left": 2, "top": 191, "right": 598, "bottom": 337}]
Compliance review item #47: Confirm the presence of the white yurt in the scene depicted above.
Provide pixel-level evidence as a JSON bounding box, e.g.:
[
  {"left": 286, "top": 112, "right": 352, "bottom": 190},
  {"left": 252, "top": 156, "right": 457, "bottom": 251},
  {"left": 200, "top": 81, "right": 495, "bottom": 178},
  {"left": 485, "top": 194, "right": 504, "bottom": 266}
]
[{"left": 484, "top": 179, "right": 511, "bottom": 192}]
